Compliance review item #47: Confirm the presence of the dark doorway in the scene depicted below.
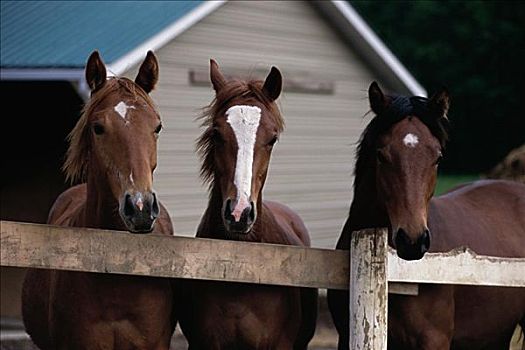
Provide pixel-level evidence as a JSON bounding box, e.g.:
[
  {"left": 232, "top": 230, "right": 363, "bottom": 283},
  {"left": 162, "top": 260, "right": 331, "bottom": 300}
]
[
  {"left": 1, "top": 81, "right": 83, "bottom": 223},
  {"left": 1, "top": 80, "right": 83, "bottom": 320}
]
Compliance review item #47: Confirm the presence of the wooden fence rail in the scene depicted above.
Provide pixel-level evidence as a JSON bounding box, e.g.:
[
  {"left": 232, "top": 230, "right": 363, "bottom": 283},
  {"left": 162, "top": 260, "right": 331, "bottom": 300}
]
[
  {"left": 2, "top": 221, "right": 523, "bottom": 289},
  {"left": 0, "top": 221, "right": 347, "bottom": 290}
]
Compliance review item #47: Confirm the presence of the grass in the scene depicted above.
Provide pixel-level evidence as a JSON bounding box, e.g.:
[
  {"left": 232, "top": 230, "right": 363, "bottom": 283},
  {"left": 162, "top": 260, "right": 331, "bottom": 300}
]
[{"left": 435, "top": 174, "right": 480, "bottom": 196}]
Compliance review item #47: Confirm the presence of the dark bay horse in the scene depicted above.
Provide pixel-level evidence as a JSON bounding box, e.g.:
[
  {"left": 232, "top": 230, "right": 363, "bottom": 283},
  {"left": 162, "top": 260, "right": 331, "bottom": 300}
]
[
  {"left": 22, "top": 51, "right": 176, "bottom": 349},
  {"left": 176, "top": 59, "right": 317, "bottom": 349},
  {"left": 328, "top": 82, "right": 525, "bottom": 349}
]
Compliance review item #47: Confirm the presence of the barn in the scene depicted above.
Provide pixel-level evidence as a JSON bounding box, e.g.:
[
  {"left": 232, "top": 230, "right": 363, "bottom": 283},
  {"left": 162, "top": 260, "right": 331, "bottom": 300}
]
[{"left": 0, "top": 0, "right": 424, "bottom": 325}]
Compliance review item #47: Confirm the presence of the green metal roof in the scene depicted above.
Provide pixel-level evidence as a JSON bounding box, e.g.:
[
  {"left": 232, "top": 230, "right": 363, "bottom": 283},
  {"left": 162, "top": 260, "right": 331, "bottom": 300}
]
[{"left": 1, "top": 1, "right": 204, "bottom": 68}]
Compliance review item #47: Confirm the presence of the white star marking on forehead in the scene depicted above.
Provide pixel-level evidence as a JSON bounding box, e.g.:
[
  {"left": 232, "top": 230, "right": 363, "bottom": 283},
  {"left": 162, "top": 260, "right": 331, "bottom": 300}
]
[
  {"left": 114, "top": 101, "right": 136, "bottom": 122},
  {"left": 403, "top": 133, "right": 419, "bottom": 148}
]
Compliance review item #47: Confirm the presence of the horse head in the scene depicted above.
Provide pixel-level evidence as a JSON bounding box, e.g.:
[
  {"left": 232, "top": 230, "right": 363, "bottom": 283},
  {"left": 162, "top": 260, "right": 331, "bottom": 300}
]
[
  {"left": 367, "top": 82, "right": 449, "bottom": 259},
  {"left": 64, "top": 50, "right": 163, "bottom": 233},
  {"left": 198, "top": 59, "right": 284, "bottom": 237}
]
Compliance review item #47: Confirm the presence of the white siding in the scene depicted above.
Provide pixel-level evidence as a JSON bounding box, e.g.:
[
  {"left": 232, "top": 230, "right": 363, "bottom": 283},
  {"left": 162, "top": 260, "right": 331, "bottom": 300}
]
[{"left": 126, "top": 1, "right": 382, "bottom": 248}]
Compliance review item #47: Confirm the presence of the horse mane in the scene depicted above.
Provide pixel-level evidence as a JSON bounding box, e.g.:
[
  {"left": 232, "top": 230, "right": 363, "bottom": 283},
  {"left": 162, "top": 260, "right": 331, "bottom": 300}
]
[
  {"left": 197, "top": 79, "right": 284, "bottom": 188},
  {"left": 63, "top": 77, "right": 157, "bottom": 183},
  {"left": 354, "top": 94, "right": 449, "bottom": 188}
]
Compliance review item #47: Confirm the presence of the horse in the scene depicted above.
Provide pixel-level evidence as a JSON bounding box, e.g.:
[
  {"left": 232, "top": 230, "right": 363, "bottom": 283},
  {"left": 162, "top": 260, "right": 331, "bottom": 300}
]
[
  {"left": 176, "top": 59, "right": 318, "bottom": 349},
  {"left": 327, "top": 82, "right": 525, "bottom": 350},
  {"left": 22, "top": 51, "right": 176, "bottom": 350}
]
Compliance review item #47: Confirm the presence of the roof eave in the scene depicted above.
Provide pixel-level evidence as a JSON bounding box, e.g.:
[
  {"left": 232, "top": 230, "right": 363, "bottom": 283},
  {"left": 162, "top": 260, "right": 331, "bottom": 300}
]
[
  {"left": 0, "top": 68, "right": 83, "bottom": 81},
  {"left": 107, "top": 0, "right": 226, "bottom": 76},
  {"left": 313, "top": 0, "right": 427, "bottom": 97},
  {"left": 0, "top": 68, "right": 89, "bottom": 99}
]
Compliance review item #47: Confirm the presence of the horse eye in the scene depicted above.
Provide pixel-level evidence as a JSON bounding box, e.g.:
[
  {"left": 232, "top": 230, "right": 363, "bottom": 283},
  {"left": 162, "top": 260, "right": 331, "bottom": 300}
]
[
  {"left": 93, "top": 123, "right": 105, "bottom": 135},
  {"left": 376, "top": 149, "right": 388, "bottom": 164},
  {"left": 154, "top": 123, "right": 162, "bottom": 134},
  {"left": 268, "top": 136, "right": 278, "bottom": 147}
]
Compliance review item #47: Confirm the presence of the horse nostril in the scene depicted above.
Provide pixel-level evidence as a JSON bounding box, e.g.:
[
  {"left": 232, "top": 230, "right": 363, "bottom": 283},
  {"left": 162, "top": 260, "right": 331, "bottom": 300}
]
[
  {"left": 396, "top": 228, "right": 411, "bottom": 245},
  {"left": 249, "top": 201, "right": 256, "bottom": 222},
  {"left": 151, "top": 193, "right": 160, "bottom": 219},
  {"left": 123, "top": 193, "right": 135, "bottom": 218},
  {"left": 420, "top": 229, "right": 431, "bottom": 253}
]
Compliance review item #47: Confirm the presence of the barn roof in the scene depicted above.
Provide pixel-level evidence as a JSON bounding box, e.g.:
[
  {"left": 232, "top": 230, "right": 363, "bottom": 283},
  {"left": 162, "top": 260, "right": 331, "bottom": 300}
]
[
  {"left": 0, "top": 1, "right": 204, "bottom": 68},
  {"left": 0, "top": 0, "right": 425, "bottom": 96}
]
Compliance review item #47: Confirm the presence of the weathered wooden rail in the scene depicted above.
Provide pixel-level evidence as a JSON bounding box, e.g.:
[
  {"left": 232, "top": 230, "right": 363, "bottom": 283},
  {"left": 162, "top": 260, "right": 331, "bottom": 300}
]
[
  {"left": 1, "top": 220, "right": 347, "bottom": 289},
  {"left": 1, "top": 220, "right": 524, "bottom": 349},
  {"left": 349, "top": 228, "right": 525, "bottom": 350}
]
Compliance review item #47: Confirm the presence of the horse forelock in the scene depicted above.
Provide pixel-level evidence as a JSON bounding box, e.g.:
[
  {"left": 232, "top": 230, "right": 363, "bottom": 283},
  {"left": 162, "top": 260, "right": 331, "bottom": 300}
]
[
  {"left": 63, "top": 78, "right": 158, "bottom": 184},
  {"left": 354, "top": 94, "right": 449, "bottom": 188},
  {"left": 196, "top": 79, "right": 284, "bottom": 189}
]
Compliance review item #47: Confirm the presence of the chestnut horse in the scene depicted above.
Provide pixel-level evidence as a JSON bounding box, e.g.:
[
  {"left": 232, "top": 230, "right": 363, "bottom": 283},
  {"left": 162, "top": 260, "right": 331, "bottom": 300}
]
[
  {"left": 22, "top": 51, "right": 176, "bottom": 349},
  {"left": 328, "top": 82, "right": 525, "bottom": 349},
  {"left": 176, "top": 60, "right": 317, "bottom": 349}
]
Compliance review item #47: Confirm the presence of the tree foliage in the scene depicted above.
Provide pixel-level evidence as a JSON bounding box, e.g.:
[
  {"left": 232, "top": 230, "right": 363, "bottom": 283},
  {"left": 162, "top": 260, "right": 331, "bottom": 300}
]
[{"left": 351, "top": 1, "right": 525, "bottom": 172}]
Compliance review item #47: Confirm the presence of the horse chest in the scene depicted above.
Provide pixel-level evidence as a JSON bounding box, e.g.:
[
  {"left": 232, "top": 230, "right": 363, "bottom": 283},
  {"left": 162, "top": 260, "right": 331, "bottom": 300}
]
[
  {"left": 184, "top": 281, "right": 301, "bottom": 348},
  {"left": 50, "top": 272, "right": 173, "bottom": 349}
]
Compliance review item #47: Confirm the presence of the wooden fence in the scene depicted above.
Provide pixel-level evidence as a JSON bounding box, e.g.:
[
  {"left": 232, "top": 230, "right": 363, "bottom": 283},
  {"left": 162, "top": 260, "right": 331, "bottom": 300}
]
[{"left": 1, "top": 220, "right": 524, "bottom": 349}]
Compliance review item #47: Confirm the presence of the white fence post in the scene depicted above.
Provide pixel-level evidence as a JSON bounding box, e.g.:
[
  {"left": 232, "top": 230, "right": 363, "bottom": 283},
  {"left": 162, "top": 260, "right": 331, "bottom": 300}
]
[{"left": 350, "top": 228, "right": 388, "bottom": 350}]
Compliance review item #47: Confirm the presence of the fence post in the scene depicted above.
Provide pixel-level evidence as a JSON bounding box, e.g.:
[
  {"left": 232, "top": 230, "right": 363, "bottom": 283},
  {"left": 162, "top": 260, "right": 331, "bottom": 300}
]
[{"left": 349, "top": 228, "right": 388, "bottom": 350}]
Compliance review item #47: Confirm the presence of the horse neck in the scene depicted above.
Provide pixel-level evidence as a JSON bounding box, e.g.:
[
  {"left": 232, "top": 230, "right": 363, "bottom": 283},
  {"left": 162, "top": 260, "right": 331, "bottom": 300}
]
[
  {"left": 343, "top": 163, "right": 389, "bottom": 236},
  {"left": 83, "top": 163, "right": 126, "bottom": 230},
  {"left": 198, "top": 186, "right": 228, "bottom": 238}
]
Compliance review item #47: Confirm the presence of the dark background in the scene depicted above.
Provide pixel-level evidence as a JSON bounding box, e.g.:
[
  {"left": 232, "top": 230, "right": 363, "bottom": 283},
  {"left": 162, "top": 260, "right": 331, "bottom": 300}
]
[{"left": 351, "top": 0, "right": 525, "bottom": 173}]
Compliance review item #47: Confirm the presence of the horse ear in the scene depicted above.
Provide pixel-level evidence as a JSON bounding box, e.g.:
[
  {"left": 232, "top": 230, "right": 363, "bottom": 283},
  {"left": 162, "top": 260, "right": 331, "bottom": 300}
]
[
  {"left": 369, "top": 81, "right": 388, "bottom": 115},
  {"left": 262, "top": 66, "right": 282, "bottom": 102},
  {"left": 428, "top": 88, "right": 450, "bottom": 120},
  {"left": 210, "top": 59, "right": 226, "bottom": 93},
  {"left": 85, "top": 50, "right": 107, "bottom": 92},
  {"left": 135, "top": 51, "right": 159, "bottom": 94}
]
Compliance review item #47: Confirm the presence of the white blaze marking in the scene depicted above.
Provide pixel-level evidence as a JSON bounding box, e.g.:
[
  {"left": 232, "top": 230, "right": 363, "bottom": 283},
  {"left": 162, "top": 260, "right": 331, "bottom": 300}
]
[
  {"left": 403, "top": 133, "right": 419, "bottom": 148},
  {"left": 129, "top": 172, "right": 134, "bottom": 185},
  {"left": 136, "top": 193, "right": 144, "bottom": 212},
  {"left": 114, "top": 101, "right": 136, "bottom": 122},
  {"left": 226, "top": 105, "right": 261, "bottom": 222}
]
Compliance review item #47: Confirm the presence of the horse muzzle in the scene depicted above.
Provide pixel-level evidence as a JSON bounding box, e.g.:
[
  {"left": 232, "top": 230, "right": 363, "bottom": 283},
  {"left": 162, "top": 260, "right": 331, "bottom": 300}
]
[
  {"left": 119, "top": 191, "right": 160, "bottom": 233},
  {"left": 394, "top": 228, "right": 431, "bottom": 260},
  {"left": 222, "top": 198, "right": 256, "bottom": 235}
]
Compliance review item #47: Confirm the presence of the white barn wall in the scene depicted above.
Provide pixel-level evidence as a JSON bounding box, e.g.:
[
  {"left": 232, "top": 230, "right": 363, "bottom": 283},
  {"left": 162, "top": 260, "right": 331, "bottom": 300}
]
[{"left": 125, "top": 1, "right": 385, "bottom": 248}]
